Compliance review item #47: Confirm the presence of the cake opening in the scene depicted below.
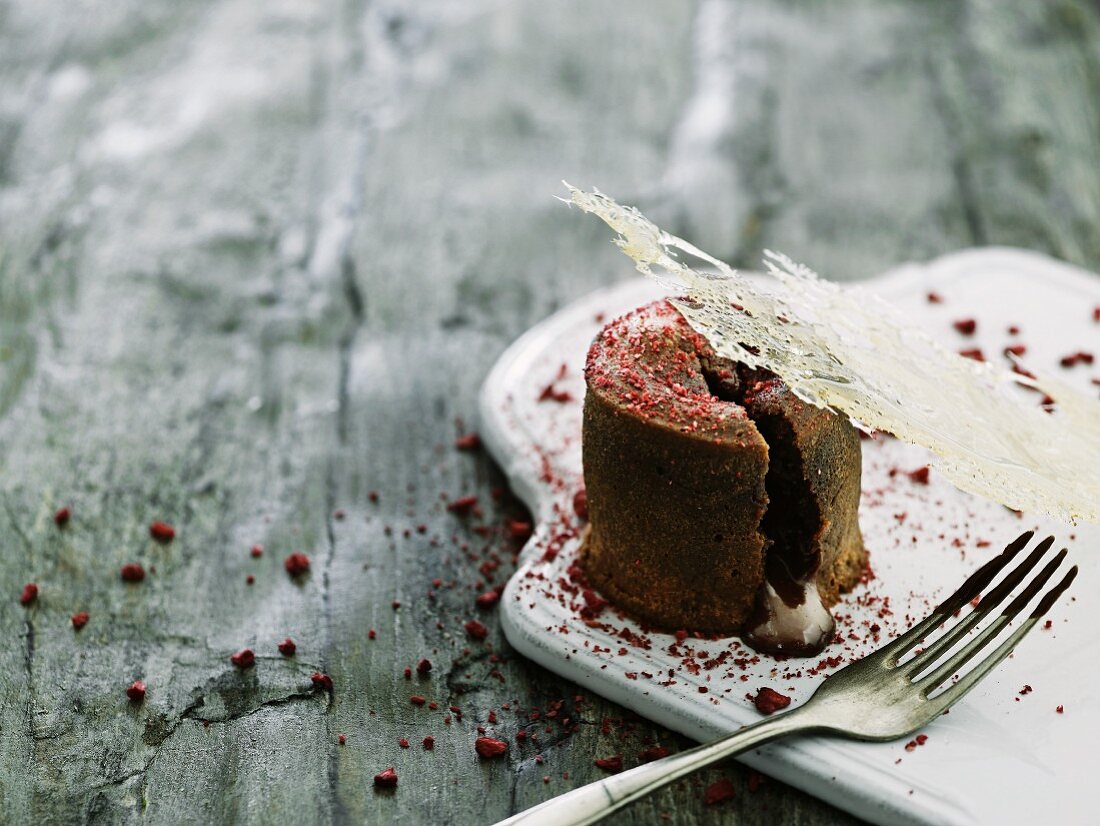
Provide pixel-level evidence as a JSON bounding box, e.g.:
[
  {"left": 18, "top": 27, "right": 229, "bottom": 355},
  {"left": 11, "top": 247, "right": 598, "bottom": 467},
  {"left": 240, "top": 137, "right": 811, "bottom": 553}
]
[
  {"left": 750, "top": 409, "right": 823, "bottom": 604},
  {"left": 701, "top": 362, "right": 835, "bottom": 656},
  {"left": 742, "top": 406, "right": 834, "bottom": 656}
]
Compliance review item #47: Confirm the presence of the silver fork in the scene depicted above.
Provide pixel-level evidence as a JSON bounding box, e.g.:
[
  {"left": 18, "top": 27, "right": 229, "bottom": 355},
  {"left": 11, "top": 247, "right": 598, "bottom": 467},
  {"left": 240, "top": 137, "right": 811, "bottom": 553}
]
[{"left": 495, "top": 531, "right": 1077, "bottom": 826}]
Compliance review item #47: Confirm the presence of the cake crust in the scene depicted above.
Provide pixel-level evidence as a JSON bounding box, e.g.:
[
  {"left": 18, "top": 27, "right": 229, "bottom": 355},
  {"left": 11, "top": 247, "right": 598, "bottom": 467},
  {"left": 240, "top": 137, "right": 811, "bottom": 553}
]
[{"left": 579, "top": 300, "right": 866, "bottom": 648}]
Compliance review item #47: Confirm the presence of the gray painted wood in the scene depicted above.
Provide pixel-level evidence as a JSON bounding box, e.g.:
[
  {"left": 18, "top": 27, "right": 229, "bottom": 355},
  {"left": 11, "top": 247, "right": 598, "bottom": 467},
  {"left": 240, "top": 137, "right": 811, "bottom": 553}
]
[{"left": 2, "top": 0, "right": 1097, "bottom": 823}]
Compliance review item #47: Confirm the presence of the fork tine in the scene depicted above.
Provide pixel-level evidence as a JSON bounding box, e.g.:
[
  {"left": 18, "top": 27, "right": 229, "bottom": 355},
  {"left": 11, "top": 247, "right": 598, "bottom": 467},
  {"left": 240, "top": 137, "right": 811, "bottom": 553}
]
[
  {"left": 919, "top": 551, "right": 1070, "bottom": 692},
  {"left": 903, "top": 537, "right": 1055, "bottom": 674},
  {"left": 928, "top": 566, "right": 1078, "bottom": 710},
  {"left": 875, "top": 531, "right": 1033, "bottom": 665}
]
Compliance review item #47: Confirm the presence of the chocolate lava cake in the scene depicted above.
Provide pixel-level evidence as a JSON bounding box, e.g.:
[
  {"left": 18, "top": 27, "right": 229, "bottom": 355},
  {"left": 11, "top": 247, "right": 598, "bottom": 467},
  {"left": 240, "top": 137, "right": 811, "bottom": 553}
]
[{"left": 579, "top": 300, "right": 866, "bottom": 656}]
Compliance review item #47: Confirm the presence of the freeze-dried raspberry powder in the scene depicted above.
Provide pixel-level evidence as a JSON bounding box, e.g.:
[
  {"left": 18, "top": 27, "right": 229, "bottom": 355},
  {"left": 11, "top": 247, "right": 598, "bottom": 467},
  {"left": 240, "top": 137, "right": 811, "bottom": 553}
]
[
  {"left": 475, "top": 590, "right": 501, "bottom": 609},
  {"left": 284, "top": 552, "right": 310, "bottom": 577},
  {"left": 639, "top": 746, "right": 670, "bottom": 762},
  {"left": 465, "top": 620, "right": 489, "bottom": 640},
  {"left": 374, "top": 768, "right": 398, "bottom": 788},
  {"left": 704, "top": 778, "right": 736, "bottom": 805},
  {"left": 907, "top": 467, "right": 930, "bottom": 484},
  {"left": 149, "top": 521, "right": 176, "bottom": 542},
  {"left": 475, "top": 736, "right": 508, "bottom": 759},
  {"left": 454, "top": 433, "right": 481, "bottom": 451},
  {"left": 572, "top": 488, "right": 588, "bottom": 520},
  {"left": 753, "top": 687, "right": 792, "bottom": 714},
  {"left": 593, "top": 755, "right": 622, "bottom": 773}
]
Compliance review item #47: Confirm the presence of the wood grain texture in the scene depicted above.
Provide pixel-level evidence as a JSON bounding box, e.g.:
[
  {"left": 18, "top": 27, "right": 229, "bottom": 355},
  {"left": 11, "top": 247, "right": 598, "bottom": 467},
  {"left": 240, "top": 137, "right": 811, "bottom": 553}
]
[{"left": 2, "top": 0, "right": 1098, "bottom": 823}]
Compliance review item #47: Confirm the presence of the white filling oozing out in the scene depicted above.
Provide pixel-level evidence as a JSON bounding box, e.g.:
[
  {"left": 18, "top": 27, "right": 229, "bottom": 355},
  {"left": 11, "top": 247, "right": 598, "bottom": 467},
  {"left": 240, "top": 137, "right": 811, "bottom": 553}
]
[{"left": 745, "top": 579, "right": 834, "bottom": 654}]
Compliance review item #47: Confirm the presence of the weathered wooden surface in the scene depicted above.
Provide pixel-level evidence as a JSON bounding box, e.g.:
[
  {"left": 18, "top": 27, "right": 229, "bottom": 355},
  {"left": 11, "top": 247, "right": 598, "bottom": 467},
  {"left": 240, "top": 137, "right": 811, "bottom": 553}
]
[{"left": 3, "top": 0, "right": 1100, "bottom": 823}]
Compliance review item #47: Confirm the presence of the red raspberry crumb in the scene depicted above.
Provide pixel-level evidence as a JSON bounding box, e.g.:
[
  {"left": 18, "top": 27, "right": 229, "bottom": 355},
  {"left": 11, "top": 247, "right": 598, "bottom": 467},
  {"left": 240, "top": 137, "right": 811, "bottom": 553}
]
[
  {"left": 126, "top": 680, "right": 146, "bottom": 703},
  {"left": 373, "top": 768, "right": 398, "bottom": 788},
  {"left": 475, "top": 736, "right": 508, "bottom": 759},
  {"left": 1060, "top": 351, "right": 1094, "bottom": 368},
  {"left": 338, "top": 734, "right": 346, "bottom": 745},
  {"left": 368, "top": 628, "right": 377, "bottom": 640},
  {"left": 423, "top": 735, "right": 435, "bottom": 750},
  {"left": 927, "top": 292, "right": 943, "bottom": 304},
  {"left": 278, "top": 638, "right": 296, "bottom": 657},
  {"left": 368, "top": 491, "right": 379, "bottom": 503},
  {"left": 1094, "top": 306, "right": 1100, "bottom": 322},
  {"left": 753, "top": 687, "right": 792, "bottom": 715},
  {"left": 958, "top": 348, "right": 984, "bottom": 361},
  {"left": 538, "top": 382, "right": 573, "bottom": 403},
  {"left": 704, "top": 778, "right": 736, "bottom": 805},
  {"left": 1004, "top": 344, "right": 1026, "bottom": 357},
  {"left": 19, "top": 583, "right": 38, "bottom": 606},
  {"left": 71, "top": 611, "right": 89, "bottom": 630},
  {"left": 284, "top": 552, "right": 310, "bottom": 577},
  {"left": 593, "top": 755, "right": 622, "bottom": 773},
  {"left": 410, "top": 695, "right": 426, "bottom": 706},
  {"left": 572, "top": 488, "right": 588, "bottom": 521},
  {"left": 1057, "top": 705, "right": 1064, "bottom": 714},
  {"left": 1043, "top": 620, "right": 1053, "bottom": 630},
  {"left": 953, "top": 318, "right": 977, "bottom": 335},
  {"left": 915, "top": 734, "right": 928, "bottom": 745},
  {"left": 454, "top": 433, "right": 481, "bottom": 451},
  {"left": 465, "top": 619, "right": 489, "bottom": 640},
  {"left": 416, "top": 658, "right": 432, "bottom": 675},
  {"left": 446, "top": 495, "right": 479, "bottom": 515},
  {"left": 403, "top": 667, "right": 412, "bottom": 679},
  {"left": 507, "top": 520, "right": 532, "bottom": 543},
  {"left": 250, "top": 544, "right": 263, "bottom": 558},
  {"left": 149, "top": 521, "right": 176, "bottom": 542},
  {"left": 245, "top": 575, "right": 255, "bottom": 585},
  {"left": 231, "top": 648, "right": 256, "bottom": 669},
  {"left": 475, "top": 590, "right": 501, "bottom": 609},
  {"left": 639, "top": 746, "right": 670, "bottom": 762},
  {"left": 398, "top": 738, "right": 410, "bottom": 749},
  {"left": 121, "top": 564, "right": 145, "bottom": 583},
  {"left": 311, "top": 672, "right": 334, "bottom": 691},
  {"left": 54, "top": 507, "right": 71, "bottom": 527},
  {"left": 907, "top": 467, "right": 930, "bottom": 485}
]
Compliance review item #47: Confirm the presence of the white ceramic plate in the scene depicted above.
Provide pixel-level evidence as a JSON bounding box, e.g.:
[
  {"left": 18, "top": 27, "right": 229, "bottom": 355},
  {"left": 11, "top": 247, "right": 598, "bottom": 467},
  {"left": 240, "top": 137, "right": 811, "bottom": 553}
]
[{"left": 480, "top": 248, "right": 1100, "bottom": 826}]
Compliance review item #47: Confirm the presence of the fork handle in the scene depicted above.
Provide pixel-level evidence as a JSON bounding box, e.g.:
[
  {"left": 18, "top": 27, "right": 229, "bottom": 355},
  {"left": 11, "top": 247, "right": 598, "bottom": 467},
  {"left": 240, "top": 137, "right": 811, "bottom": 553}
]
[{"left": 493, "top": 705, "right": 818, "bottom": 826}]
